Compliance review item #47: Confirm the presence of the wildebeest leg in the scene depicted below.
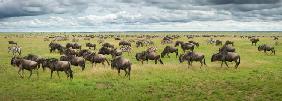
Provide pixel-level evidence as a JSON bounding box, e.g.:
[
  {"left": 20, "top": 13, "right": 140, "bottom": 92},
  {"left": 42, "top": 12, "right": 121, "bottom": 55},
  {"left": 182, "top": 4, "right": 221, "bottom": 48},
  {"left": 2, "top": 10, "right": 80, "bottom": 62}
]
[
  {"left": 64, "top": 71, "right": 69, "bottom": 78},
  {"left": 221, "top": 61, "right": 224, "bottom": 67},
  {"left": 155, "top": 59, "right": 157, "bottom": 64},
  {"left": 18, "top": 69, "right": 23, "bottom": 78},
  {"left": 224, "top": 61, "right": 229, "bottom": 68},
  {"left": 57, "top": 71, "right": 60, "bottom": 79},
  {"left": 141, "top": 60, "right": 144, "bottom": 64},
  {"left": 28, "top": 70, "right": 32, "bottom": 79},
  {"left": 124, "top": 69, "right": 128, "bottom": 76},
  {"left": 118, "top": 69, "right": 121, "bottom": 76},
  {"left": 50, "top": 71, "right": 54, "bottom": 79},
  {"left": 102, "top": 62, "right": 105, "bottom": 67},
  {"left": 36, "top": 70, "right": 39, "bottom": 78}
]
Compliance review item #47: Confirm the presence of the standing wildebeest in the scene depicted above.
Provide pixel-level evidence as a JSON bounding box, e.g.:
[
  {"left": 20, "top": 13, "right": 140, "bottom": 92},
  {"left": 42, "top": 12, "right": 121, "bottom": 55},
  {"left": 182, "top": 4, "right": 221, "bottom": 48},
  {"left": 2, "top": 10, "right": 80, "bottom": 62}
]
[
  {"left": 102, "top": 43, "right": 114, "bottom": 48},
  {"left": 111, "top": 56, "right": 132, "bottom": 80},
  {"left": 136, "top": 40, "right": 144, "bottom": 47},
  {"left": 8, "top": 46, "right": 22, "bottom": 56},
  {"left": 179, "top": 51, "right": 206, "bottom": 68},
  {"left": 250, "top": 37, "right": 259, "bottom": 46},
  {"left": 219, "top": 45, "right": 236, "bottom": 52},
  {"left": 98, "top": 47, "right": 113, "bottom": 55},
  {"left": 119, "top": 40, "right": 131, "bottom": 46},
  {"left": 211, "top": 52, "right": 240, "bottom": 68},
  {"left": 224, "top": 40, "right": 234, "bottom": 46},
  {"left": 175, "top": 41, "right": 195, "bottom": 52},
  {"left": 86, "top": 43, "right": 96, "bottom": 50},
  {"left": 274, "top": 36, "right": 279, "bottom": 40},
  {"left": 161, "top": 46, "right": 178, "bottom": 58},
  {"left": 60, "top": 55, "right": 85, "bottom": 70},
  {"left": 188, "top": 41, "right": 199, "bottom": 47},
  {"left": 86, "top": 53, "right": 110, "bottom": 67},
  {"left": 49, "top": 42, "right": 64, "bottom": 54},
  {"left": 120, "top": 45, "right": 132, "bottom": 55},
  {"left": 11, "top": 57, "right": 40, "bottom": 78},
  {"left": 258, "top": 44, "right": 275, "bottom": 55},
  {"left": 215, "top": 40, "right": 222, "bottom": 46},
  {"left": 66, "top": 43, "right": 81, "bottom": 50},
  {"left": 23, "top": 54, "right": 45, "bottom": 70},
  {"left": 8, "top": 41, "right": 17, "bottom": 45},
  {"left": 135, "top": 51, "right": 163, "bottom": 64},
  {"left": 42, "top": 58, "right": 73, "bottom": 79}
]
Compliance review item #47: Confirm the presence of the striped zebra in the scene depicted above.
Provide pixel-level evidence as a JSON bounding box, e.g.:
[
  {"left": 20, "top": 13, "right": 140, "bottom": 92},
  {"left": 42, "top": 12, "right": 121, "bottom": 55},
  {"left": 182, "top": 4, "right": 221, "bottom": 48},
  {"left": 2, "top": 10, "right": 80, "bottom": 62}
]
[
  {"left": 8, "top": 46, "right": 22, "bottom": 56},
  {"left": 120, "top": 45, "right": 132, "bottom": 55},
  {"left": 147, "top": 46, "right": 157, "bottom": 53}
]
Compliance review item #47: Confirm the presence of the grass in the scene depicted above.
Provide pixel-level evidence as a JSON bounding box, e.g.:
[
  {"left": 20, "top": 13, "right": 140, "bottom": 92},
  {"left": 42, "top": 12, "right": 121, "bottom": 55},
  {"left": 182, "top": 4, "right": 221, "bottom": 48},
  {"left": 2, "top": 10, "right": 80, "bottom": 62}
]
[{"left": 0, "top": 32, "right": 282, "bottom": 101}]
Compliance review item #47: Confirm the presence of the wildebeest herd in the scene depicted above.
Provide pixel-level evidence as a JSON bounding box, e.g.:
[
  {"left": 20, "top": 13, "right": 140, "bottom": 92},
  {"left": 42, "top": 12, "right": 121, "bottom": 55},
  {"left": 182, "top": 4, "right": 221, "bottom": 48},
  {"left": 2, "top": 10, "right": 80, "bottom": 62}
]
[{"left": 7, "top": 34, "right": 278, "bottom": 80}]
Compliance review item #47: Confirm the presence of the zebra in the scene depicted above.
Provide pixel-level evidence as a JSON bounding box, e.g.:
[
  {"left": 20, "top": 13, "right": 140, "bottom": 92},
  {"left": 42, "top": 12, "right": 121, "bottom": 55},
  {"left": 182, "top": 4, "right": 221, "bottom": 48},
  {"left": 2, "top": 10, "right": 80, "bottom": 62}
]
[
  {"left": 147, "top": 46, "right": 157, "bottom": 53},
  {"left": 120, "top": 45, "right": 132, "bottom": 55},
  {"left": 8, "top": 46, "right": 22, "bottom": 56}
]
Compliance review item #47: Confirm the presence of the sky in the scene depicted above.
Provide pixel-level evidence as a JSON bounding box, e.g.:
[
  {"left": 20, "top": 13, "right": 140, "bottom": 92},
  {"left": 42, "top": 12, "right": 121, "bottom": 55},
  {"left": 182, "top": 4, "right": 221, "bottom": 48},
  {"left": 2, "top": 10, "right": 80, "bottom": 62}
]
[{"left": 0, "top": 0, "right": 282, "bottom": 32}]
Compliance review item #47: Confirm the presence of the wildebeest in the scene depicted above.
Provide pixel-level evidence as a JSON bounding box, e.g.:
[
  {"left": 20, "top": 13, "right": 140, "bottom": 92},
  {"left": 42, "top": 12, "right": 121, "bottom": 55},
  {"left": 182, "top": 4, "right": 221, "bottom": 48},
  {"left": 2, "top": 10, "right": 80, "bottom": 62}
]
[
  {"left": 211, "top": 52, "right": 240, "bottom": 68},
  {"left": 86, "top": 53, "right": 110, "bottom": 67},
  {"left": 8, "top": 41, "right": 17, "bottom": 45},
  {"left": 135, "top": 51, "right": 163, "bottom": 64},
  {"left": 102, "top": 43, "right": 114, "bottom": 48},
  {"left": 8, "top": 46, "right": 22, "bottom": 56},
  {"left": 215, "top": 40, "right": 222, "bottom": 46},
  {"left": 175, "top": 41, "right": 195, "bottom": 52},
  {"left": 136, "top": 40, "right": 144, "bottom": 47},
  {"left": 219, "top": 45, "right": 236, "bottom": 52},
  {"left": 147, "top": 46, "right": 157, "bottom": 53},
  {"left": 60, "top": 55, "right": 85, "bottom": 70},
  {"left": 119, "top": 40, "right": 131, "bottom": 46},
  {"left": 111, "top": 56, "right": 132, "bottom": 80},
  {"left": 258, "top": 44, "right": 275, "bottom": 55},
  {"left": 98, "top": 47, "right": 113, "bottom": 55},
  {"left": 86, "top": 43, "right": 96, "bottom": 50},
  {"left": 111, "top": 48, "right": 123, "bottom": 58},
  {"left": 11, "top": 57, "right": 40, "bottom": 78},
  {"left": 179, "top": 51, "right": 206, "bottom": 68},
  {"left": 42, "top": 58, "right": 73, "bottom": 79},
  {"left": 224, "top": 40, "right": 234, "bottom": 46},
  {"left": 63, "top": 48, "right": 78, "bottom": 56},
  {"left": 120, "top": 45, "right": 132, "bottom": 55},
  {"left": 274, "top": 36, "right": 279, "bottom": 40},
  {"left": 188, "top": 41, "right": 199, "bottom": 47},
  {"left": 49, "top": 42, "right": 64, "bottom": 54},
  {"left": 161, "top": 46, "right": 178, "bottom": 58},
  {"left": 66, "top": 43, "right": 81, "bottom": 50},
  {"left": 250, "top": 37, "right": 259, "bottom": 46},
  {"left": 23, "top": 54, "right": 45, "bottom": 70}
]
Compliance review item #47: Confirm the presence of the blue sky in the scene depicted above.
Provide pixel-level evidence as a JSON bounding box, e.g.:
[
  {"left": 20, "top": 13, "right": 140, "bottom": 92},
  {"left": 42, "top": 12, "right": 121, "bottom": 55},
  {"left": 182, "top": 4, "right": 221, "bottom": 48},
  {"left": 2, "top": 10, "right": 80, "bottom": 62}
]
[{"left": 0, "top": 0, "right": 282, "bottom": 32}]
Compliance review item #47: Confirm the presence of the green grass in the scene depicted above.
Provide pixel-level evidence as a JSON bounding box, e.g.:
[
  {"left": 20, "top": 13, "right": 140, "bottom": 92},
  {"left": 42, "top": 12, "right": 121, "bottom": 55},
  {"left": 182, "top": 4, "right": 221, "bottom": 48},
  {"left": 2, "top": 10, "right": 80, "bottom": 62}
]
[{"left": 0, "top": 32, "right": 282, "bottom": 101}]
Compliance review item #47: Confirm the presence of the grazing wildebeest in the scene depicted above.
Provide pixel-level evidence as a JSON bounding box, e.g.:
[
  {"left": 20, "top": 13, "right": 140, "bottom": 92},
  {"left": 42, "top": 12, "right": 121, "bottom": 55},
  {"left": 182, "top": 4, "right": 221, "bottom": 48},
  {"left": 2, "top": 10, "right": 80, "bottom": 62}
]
[
  {"left": 211, "top": 52, "right": 240, "bottom": 68},
  {"left": 102, "top": 43, "right": 114, "bottom": 48},
  {"left": 98, "top": 47, "right": 113, "bottom": 55},
  {"left": 23, "top": 54, "right": 45, "bottom": 70},
  {"left": 250, "top": 38, "right": 259, "bottom": 46},
  {"left": 215, "top": 40, "right": 222, "bottom": 46},
  {"left": 60, "top": 55, "right": 85, "bottom": 70},
  {"left": 161, "top": 46, "right": 178, "bottom": 58},
  {"left": 42, "top": 58, "right": 73, "bottom": 79},
  {"left": 179, "top": 51, "right": 206, "bottom": 68},
  {"left": 86, "top": 43, "right": 96, "bottom": 50},
  {"left": 49, "top": 42, "right": 64, "bottom": 54},
  {"left": 258, "top": 44, "right": 275, "bottom": 55},
  {"left": 86, "top": 53, "right": 110, "bottom": 67},
  {"left": 188, "top": 41, "right": 199, "bottom": 47},
  {"left": 175, "top": 41, "right": 195, "bottom": 52},
  {"left": 120, "top": 45, "right": 132, "bottom": 55},
  {"left": 8, "top": 41, "right": 17, "bottom": 45},
  {"left": 135, "top": 51, "right": 163, "bottom": 64},
  {"left": 219, "top": 45, "right": 236, "bottom": 52},
  {"left": 66, "top": 43, "right": 81, "bottom": 50},
  {"left": 136, "top": 40, "right": 144, "bottom": 47},
  {"left": 274, "top": 36, "right": 278, "bottom": 40},
  {"left": 111, "top": 56, "right": 132, "bottom": 80},
  {"left": 119, "top": 41, "right": 131, "bottom": 46},
  {"left": 224, "top": 40, "right": 234, "bottom": 46},
  {"left": 8, "top": 46, "right": 22, "bottom": 56},
  {"left": 11, "top": 57, "right": 40, "bottom": 78}
]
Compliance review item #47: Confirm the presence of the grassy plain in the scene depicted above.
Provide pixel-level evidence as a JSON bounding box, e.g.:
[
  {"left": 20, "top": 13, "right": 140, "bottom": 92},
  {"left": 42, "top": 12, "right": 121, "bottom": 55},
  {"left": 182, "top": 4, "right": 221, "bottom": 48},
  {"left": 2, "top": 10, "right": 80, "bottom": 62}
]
[{"left": 0, "top": 32, "right": 282, "bottom": 101}]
